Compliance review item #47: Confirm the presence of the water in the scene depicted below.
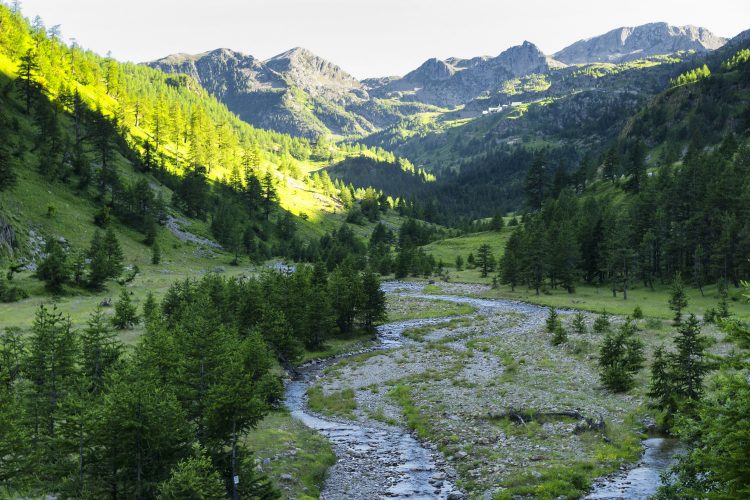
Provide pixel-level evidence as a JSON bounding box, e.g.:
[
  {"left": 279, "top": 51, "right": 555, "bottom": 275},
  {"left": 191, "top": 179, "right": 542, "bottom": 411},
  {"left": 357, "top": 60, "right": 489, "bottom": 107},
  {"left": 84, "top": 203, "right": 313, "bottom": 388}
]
[
  {"left": 586, "top": 438, "right": 682, "bottom": 499},
  {"left": 284, "top": 307, "right": 463, "bottom": 498}
]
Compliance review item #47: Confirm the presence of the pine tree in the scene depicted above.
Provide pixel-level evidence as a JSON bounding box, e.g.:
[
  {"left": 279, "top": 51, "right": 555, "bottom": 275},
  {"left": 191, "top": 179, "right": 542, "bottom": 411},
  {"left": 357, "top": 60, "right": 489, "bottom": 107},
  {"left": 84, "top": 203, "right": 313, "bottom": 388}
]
[
  {"left": 598, "top": 319, "right": 644, "bottom": 392},
  {"left": 37, "top": 237, "right": 70, "bottom": 293},
  {"left": 142, "top": 291, "right": 158, "bottom": 325},
  {"left": 669, "top": 273, "right": 688, "bottom": 326},
  {"left": 0, "top": 145, "right": 17, "bottom": 192},
  {"left": 455, "top": 255, "right": 464, "bottom": 271},
  {"left": 648, "top": 345, "right": 676, "bottom": 416},
  {"left": 593, "top": 311, "right": 610, "bottom": 333},
  {"left": 112, "top": 288, "right": 138, "bottom": 330},
  {"left": 499, "top": 229, "right": 522, "bottom": 291},
  {"left": 524, "top": 153, "right": 548, "bottom": 210},
  {"left": 545, "top": 307, "right": 560, "bottom": 333},
  {"left": 672, "top": 314, "right": 709, "bottom": 405},
  {"left": 151, "top": 241, "right": 161, "bottom": 265},
  {"left": 103, "top": 227, "right": 124, "bottom": 279},
  {"left": 16, "top": 48, "right": 41, "bottom": 114},
  {"left": 81, "top": 307, "right": 122, "bottom": 393},
  {"left": 571, "top": 312, "right": 586, "bottom": 334},
  {"left": 551, "top": 323, "right": 567, "bottom": 346},
  {"left": 157, "top": 445, "right": 225, "bottom": 499},
  {"left": 476, "top": 243, "right": 495, "bottom": 278},
  {"left": 360, "top": 268, "right": 386, "bottom": 332},
  {"left": 25, "top": 304, "right": 79, "bottom": 440}
]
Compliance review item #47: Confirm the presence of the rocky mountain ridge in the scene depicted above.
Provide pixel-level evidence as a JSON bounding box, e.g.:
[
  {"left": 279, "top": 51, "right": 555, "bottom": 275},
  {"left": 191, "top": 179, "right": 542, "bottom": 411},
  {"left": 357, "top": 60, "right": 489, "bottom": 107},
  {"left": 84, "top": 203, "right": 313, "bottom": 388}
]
[{"left": 149, "top": 22, "right": 729, "bottom": 138}]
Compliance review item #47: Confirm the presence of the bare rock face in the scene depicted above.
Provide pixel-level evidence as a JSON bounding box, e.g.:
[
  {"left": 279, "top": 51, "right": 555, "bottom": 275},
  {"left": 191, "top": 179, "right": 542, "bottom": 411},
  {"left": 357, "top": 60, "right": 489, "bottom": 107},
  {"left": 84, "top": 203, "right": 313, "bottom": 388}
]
[
  {"left": 554, "top": 22, "right": 727, "bottom": 65},
  {"left": 369, "top": 41, "right": 553, "bottom": 108}
]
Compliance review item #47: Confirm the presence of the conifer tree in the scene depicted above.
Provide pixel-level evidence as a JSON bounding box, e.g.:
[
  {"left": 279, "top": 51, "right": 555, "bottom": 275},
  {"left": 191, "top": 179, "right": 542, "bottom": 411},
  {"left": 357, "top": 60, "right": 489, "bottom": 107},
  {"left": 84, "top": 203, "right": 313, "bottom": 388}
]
[
  {"left": 37, "top": 237, "right": 70, "bottom": 293},
  {"left": 360, "top": 268, "right": 386, "bottom": 332},
  {"left": 669, "top": 273, "right": 688, "bottom": 326},
  {"left": 151, "top": 240, "right": 161, "bottom": 265},
  {"left": 598, "top": 319, "right": 644, "bottom": 392},
  {"left": 672, "top": 314, "right": 709, "bottom": 405},
  {"left": 476, "top": 243, "right": 495, "bottom": 278},
  {"left": 112, "top": 288, "right": 138, "bottom": 330},
  {"left": 81, "top": 307, "right": 122, "bottom": 392},
  {"left": 571, "top": 312, "right": 587, "bottom": 334},
  {"left": 499, "top": 230, "right": 522, "bottom": 291},
  {"left": 648, "top": 345, "right": 677, "bottom": 416}
]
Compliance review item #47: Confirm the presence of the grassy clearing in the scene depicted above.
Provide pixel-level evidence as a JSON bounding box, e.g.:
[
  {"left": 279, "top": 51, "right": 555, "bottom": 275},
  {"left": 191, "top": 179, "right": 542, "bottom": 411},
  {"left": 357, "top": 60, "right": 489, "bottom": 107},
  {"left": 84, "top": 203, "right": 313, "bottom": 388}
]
[
  {"left": 422, "top": 230, "right": 511, "bottom": 266},
  {"left": 387, "top": 295, "right": 476, "bottom": 322},
  {"left": 306, "top": 386, "right": 357, "bottom": 419},
  {"left": 481, "top": 281, "right": 750, "bottom": 321},
  {"left": 244, "top": 411, "right": 335, "bottom": 500},
  {"left": 403, "top": 317, "right": 473, "bottom": 341}
]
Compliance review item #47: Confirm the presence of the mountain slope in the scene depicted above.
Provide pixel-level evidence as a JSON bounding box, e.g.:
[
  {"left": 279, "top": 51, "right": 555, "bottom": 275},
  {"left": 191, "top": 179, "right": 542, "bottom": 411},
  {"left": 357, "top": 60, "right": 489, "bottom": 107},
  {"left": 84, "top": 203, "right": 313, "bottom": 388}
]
[{"left": 554, "top": 22, "right": 727, "bottom": 64}]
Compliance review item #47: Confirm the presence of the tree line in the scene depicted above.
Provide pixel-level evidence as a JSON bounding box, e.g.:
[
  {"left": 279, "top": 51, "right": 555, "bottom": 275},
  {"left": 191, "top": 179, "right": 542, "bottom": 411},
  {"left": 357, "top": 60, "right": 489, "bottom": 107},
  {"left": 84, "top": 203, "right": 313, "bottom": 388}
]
[{"left": 500, "top": 137, "right": 750, "bottom": 296}]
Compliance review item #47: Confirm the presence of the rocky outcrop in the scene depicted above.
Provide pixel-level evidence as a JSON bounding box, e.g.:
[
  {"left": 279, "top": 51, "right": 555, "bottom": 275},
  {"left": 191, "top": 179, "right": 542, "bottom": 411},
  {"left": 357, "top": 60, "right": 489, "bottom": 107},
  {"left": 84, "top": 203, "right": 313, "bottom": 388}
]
[{"left": 554, "top": 22, "right": 727, "bottom": 65}]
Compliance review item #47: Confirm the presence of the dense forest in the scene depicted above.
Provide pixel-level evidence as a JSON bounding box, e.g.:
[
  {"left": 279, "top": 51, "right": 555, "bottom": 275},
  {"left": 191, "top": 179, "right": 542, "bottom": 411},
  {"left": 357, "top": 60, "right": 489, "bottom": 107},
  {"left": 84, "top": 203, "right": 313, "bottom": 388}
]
[{"left": 0, "top": 264, "right": 386, "bottom": 498}]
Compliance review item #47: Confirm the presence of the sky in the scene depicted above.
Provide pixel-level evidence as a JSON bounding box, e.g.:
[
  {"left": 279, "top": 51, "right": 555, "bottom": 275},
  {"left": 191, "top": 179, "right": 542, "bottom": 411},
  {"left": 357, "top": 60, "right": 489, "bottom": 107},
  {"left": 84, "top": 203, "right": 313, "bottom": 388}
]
[{"left": 14, "top": 0, "right": 750, "bottom": 79}]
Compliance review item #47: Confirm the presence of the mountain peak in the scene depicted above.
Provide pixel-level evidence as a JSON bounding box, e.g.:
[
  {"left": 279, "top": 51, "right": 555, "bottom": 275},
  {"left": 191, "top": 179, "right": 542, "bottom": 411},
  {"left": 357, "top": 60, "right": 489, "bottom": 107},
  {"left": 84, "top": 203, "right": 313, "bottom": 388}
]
[{"left": 554, "top": 22, "right": 727, "bottom": 64}]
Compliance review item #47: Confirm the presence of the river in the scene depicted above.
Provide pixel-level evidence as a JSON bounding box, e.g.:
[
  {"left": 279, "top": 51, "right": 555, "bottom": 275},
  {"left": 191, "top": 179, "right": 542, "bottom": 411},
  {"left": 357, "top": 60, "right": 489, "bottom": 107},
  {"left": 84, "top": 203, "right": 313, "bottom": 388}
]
[{"left": 284, "top": 281, "right": 680, "bottom": 499}]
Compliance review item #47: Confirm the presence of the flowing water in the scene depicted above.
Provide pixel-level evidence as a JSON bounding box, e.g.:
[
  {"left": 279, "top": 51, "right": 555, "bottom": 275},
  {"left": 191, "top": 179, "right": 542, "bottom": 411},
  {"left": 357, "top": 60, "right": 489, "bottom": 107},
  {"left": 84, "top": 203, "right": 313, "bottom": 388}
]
[
  {"left": 586, "top": 437, "right": 682, "bottom": 499},
  {"left": 284, "top": 282, "right": 680, "bottom": 499}
]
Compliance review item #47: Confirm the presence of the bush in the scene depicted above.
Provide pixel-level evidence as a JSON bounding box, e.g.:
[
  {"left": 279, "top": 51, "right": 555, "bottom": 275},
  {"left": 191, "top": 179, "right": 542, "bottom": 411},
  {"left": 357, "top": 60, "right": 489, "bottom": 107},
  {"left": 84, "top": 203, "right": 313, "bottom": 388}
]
[
  {"left": 632, "top": 305, "right": 644, "bottom": 319},
  {"left": 571, "top": 311, "right": 586, "bottom": 334},
  {"left": 551, "top": 324, "right": 568, "bottom": 346}
]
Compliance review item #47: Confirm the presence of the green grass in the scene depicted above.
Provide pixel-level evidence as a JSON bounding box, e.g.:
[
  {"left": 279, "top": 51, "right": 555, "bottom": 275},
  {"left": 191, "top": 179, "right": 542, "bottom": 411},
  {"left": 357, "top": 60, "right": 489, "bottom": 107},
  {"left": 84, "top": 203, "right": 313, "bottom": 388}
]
[
  {"left": 403, "top": 317, "right": 473, "bottom": 342},
  {"left": 296, "top": 333, "right": 376, "bottom": 365},
  {"left": 481, "top": 282, "right": 750, "bottom": 321},
  {"left": 244, "top": 411, "right": 335, "bottom": 500},
  {"left": 306, "top": 386, "right": 357, "bottom": 419},
  {"left": 387, "top": 296, "right": 476, "bottom": 322},
  {"left": 422, "top": 230, "right": 511, "bottom": 266},
  {"left": 387, "top": 384, "right": 432, "bottom": 440}
]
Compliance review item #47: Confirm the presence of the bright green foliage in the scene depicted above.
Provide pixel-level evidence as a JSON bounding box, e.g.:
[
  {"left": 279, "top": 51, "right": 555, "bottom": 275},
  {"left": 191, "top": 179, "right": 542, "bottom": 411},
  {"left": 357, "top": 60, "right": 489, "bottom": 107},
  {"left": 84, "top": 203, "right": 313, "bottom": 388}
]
[
  {"left": 157, "top": 445, "right": 225, "bottom": 500},
  {"left": 721, "top": 48, "right": 750, "bottom": 71},
  {"left": 598, "top": 319, "right": 644, "bottom": 392},
  {"left": 671, "top": 64, "right": 711, "bottom": 87},
  {"left": 112, "top": 288, "right": 138, "bottom": 330}
]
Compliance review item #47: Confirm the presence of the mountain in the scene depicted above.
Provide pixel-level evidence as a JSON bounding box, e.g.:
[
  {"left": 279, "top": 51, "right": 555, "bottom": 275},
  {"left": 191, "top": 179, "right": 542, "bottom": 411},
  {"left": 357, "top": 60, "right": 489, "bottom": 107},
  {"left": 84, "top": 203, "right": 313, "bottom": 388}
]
[
  {"left": 150, "top": 47, "right": 375, "bottom": 138},
  {"left": 367, "top": 41, "right": 556, "bottom": 107},
  {"left": 554, "top": 22, "right": 727, "bottom": 65}
]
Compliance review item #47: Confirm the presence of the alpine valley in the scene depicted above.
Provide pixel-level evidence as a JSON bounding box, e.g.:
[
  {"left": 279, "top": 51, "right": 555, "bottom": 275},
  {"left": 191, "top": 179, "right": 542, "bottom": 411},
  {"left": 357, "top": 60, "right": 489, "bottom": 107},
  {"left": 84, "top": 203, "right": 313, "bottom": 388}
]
[{"left": 1, "top": 3, "right": 750, "bottom": 499}]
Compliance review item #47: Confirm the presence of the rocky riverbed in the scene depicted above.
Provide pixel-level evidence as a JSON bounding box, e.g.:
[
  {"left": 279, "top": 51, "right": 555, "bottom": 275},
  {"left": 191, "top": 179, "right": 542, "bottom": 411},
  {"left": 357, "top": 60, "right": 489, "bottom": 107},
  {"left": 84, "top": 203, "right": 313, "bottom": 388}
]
[{"left": 285, "top": 281, "right": 694, "bottom": 498}]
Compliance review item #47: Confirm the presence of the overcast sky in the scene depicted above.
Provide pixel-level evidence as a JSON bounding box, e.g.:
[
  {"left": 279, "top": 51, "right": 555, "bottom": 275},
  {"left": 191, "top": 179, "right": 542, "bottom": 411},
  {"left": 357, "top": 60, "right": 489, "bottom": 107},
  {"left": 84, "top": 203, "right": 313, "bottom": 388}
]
[{"left": 14, "top": 0, "right": 749, "bottom": 79}]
